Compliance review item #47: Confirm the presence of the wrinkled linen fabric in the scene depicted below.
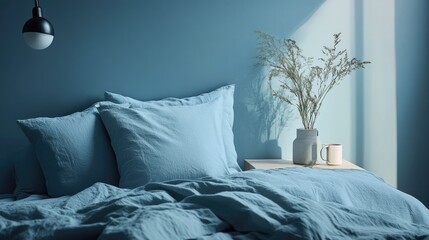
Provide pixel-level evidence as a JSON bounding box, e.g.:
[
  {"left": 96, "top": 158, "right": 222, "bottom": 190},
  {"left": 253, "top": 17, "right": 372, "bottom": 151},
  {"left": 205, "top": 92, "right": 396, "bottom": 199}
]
[{"left": 1, "top": 168, "right": 429, "bottom": 240}]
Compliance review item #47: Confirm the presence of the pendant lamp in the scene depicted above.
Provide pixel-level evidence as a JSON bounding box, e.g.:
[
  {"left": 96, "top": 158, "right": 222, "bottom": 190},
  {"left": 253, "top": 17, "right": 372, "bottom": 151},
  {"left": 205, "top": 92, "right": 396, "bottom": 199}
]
[{"left": 22, "top": 0, "right": 54, "bottom": 50}]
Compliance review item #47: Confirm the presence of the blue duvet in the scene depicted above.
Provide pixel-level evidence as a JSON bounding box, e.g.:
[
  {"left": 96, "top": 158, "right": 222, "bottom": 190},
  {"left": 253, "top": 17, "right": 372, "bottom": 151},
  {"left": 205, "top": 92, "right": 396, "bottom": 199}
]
[{"left": 1, "top": 168, "right": 429, "bottom": 239}]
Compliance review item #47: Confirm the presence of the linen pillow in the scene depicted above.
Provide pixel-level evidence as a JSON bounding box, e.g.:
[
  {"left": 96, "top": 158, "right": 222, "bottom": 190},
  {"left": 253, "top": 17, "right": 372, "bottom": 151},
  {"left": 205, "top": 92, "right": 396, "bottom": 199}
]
[
  {"left": 13, "top": 146, "right": 47, "bottom": 199},
  {"left": 105, "top": 85, "right": 241, "bottom": 173},
  {"left": 98, "top": 97, "right": 231, "bottom": 188},
  {"left": 17, "top": 102, "right": 121, "bottom": 197}
]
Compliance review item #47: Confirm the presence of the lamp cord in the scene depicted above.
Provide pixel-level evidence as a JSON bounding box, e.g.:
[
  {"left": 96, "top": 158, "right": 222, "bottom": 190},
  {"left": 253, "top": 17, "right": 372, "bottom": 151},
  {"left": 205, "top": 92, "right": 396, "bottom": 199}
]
[{"left": 34, "top": 0, "right": 39, "bottom": 7}]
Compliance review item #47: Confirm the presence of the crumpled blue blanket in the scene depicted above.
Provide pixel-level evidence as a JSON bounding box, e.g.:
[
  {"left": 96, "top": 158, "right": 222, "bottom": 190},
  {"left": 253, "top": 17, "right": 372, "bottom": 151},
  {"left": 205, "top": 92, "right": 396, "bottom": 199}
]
[{"left": 1, "top": 168, "right": 429, "bottom": 240}]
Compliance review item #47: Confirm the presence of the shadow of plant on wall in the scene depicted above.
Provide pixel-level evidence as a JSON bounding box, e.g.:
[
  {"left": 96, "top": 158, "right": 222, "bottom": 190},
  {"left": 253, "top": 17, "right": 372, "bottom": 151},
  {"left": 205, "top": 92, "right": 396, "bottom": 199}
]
[{"left": 238, "top": 70, "right": 293, "bottom": 159}]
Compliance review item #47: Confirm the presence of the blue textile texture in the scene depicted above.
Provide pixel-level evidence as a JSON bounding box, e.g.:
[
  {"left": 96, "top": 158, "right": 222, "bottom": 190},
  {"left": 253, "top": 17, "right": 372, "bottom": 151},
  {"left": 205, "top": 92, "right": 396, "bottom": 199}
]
[
  {"left": 0, "top": 168, "right": 428, "bottom": 239},
  {"left": 13, "top": 147, "right": 46, "bottom": 199},
  {"left": 98, "top": 94, "right": 231, "bottom": 188},
  {"left": 105, "top": 84, "right": 241, "bottom": 173},
  {"left": 17, "top": 104, "right": 120, "bottom": 197}
]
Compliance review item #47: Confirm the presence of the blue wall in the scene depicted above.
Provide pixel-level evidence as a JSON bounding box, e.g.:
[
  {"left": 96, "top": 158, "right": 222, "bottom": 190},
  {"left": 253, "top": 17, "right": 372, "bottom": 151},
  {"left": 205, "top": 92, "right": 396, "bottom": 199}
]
[
  {"left": 0, "top": 0, "right": 323, "bottom": 193},
  {"left": 396, "top": 0, "right": 429, "bottom": 207}
]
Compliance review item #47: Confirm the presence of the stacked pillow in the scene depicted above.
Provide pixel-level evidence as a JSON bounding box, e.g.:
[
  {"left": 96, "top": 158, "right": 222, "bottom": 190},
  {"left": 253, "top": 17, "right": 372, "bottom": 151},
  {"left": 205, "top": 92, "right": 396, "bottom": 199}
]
[
  {"left": 105, "top": 85, "right": 241, "bottom": 174},
  {"left": 17, "top": 103, "right": 122, "bottom": 197},
  {"left": 13, "top": 147, "right": 46, "bottom": 199},
  {"left": 15, "top": 85, "right": 240, "bottom": 197}
]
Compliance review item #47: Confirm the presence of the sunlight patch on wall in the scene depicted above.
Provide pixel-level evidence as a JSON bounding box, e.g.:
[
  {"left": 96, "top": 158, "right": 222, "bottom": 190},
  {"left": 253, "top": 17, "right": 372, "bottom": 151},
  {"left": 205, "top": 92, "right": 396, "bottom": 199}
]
[
  {"left": 361, "top": 0, "right": 397, "bottom": 187},
  {"left": 274, "top": 0, "right": 397, "bottom": 188},
  {"left": 277, "top": 0, "right": 356, "bottom": 163}
]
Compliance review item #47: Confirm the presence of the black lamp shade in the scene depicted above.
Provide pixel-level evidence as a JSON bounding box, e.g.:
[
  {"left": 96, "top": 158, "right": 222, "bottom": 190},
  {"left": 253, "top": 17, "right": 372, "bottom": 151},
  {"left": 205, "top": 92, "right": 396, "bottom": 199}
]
[{"left": 22, "top": 6, "right": 54, "bottom": 50}]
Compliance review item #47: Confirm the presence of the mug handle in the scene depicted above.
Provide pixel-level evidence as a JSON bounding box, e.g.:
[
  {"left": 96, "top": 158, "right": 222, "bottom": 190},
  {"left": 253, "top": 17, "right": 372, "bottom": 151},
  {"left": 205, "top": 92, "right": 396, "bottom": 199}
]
[{"left": 320, "top": 144, "right": 328, "bottom": 161}]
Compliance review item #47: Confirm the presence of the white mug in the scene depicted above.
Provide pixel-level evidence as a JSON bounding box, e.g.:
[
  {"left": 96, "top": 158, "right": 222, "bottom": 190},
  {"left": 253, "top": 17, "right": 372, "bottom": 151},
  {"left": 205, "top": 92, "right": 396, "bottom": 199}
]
[{"left": 320, "top": 144, "right": 342, "bottom": 166}]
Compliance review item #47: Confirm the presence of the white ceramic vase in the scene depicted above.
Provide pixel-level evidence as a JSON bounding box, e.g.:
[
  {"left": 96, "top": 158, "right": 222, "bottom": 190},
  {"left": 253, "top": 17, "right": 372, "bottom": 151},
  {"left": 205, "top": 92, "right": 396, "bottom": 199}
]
[{"left": 293, "top": 128, "right": 320, "bottom": 165}]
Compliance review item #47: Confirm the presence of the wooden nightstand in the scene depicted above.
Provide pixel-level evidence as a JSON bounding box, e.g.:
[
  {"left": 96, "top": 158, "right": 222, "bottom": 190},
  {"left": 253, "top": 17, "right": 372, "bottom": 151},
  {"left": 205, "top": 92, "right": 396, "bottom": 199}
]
[{"left": 244, "top": 159, "right": 363, "bottom": 171}]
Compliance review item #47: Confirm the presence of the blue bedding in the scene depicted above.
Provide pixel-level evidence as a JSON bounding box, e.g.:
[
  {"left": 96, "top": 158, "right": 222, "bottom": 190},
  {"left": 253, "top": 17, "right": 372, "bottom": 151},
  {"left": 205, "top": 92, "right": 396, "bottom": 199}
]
[
  {"left": 1, "top": 168, "right": 428, "bottom": 239},
  {"left": 0, "top": 194, "right": 15, "bottom": 203}
]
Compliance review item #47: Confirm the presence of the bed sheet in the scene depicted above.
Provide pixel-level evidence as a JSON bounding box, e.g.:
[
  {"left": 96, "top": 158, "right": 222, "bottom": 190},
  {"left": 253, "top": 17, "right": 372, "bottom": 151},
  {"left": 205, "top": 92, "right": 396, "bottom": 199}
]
[
  {"left": 1, "top": 168, "right": 428, "bottom": 239},
  {"left": 0, "top": 194, "right": 15, "bottom": 203}
]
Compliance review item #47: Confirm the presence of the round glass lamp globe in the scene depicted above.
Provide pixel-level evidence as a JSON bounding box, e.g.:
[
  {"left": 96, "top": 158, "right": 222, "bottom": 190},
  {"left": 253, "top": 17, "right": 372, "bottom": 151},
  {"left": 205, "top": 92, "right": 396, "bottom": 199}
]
[{"left": 23, "top": 32, "right": 54, "bottom": 50}]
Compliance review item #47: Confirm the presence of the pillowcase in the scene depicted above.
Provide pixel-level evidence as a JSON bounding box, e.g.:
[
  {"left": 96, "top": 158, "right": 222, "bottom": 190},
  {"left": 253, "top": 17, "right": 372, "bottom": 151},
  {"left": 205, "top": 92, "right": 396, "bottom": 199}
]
[
  {"left": 13, "top": 146, "right": 47, "bottom": 199},
  {"left": 17, "top": 102, "right": 122, "bottom": 197},
  {"left": 105, "top": 85, "right": 241, "bottom": 173},
  {"left": 98, "top": 97, "right": 231, "bottom": 188}
]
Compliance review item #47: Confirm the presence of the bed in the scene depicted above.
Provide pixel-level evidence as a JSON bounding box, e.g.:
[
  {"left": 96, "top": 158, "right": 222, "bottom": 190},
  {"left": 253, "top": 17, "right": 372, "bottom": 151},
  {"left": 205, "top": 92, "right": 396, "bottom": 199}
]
[{"left": 1, "top": 85, "right": 429, "bottom": 239}]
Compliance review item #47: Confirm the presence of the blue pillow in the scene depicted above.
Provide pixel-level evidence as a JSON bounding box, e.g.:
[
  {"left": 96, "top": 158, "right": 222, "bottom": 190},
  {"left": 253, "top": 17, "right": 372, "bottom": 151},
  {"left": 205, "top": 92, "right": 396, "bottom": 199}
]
[
  {"left": 105, "top": 85, "right": 241, "bottom": 173},
  {"left": 13, "top": 146, "right": 47, "bottom": 199},
  {"left": 98, "top": 96, "right": 231, "bottom": 188},
  {"left": 17, "top": 103, "right": 120, "bottom": 197}
]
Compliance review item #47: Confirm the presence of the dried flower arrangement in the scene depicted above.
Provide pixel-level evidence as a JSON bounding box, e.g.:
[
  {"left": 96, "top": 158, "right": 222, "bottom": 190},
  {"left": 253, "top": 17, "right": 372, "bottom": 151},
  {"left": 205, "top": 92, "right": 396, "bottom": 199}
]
[{"left": 256, "top": 32, "right": 370, "bottom": 129}]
